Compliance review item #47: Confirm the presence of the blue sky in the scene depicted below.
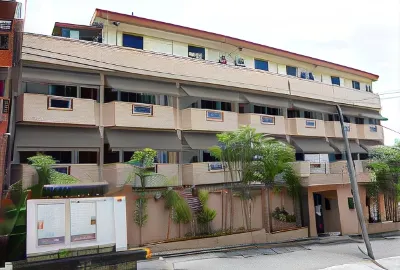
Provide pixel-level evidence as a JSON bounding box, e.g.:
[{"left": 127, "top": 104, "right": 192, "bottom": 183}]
[{"left": 23, "top": 0, "right": 400, "bottom": 144}]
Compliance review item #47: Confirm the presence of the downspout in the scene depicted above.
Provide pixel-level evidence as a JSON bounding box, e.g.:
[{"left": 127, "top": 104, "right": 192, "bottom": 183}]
[{"left": 99, "top": 73, "right": 104, "bottom": 182}]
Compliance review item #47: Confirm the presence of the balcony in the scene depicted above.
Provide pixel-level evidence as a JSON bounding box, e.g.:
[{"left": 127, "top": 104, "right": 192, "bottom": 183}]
[
  {"left": 357, "top": 124, "right": 384, "bottom": 141},
  {"left": 286, "top": 118, "right": 326, "bottom": 137},
  {"left": 16, "top": 93, "right": 98, "bottom": 126},
  {"left": 325, "top": 121, "right": 358, "bottom": 139},
  {"left": 181, "top": 108, "right": 238, "bottom": 132},
  {"left": 24, "top": 33, "right": 381, "bottom": 110},
  {"left": 296, "top": 160, "right": 372, "bottom": 186},
  {"left": 103, "top": 163, "right": 180, "bottom": 188},
  {"left": 103, "top": 101, "right": 176, "bottom": 130},
  {"left": 238, "top": 114, "right": 286, "bottom": 135},
  {"left": 182, "top": 162, "right": 237, "bottom": 185}
]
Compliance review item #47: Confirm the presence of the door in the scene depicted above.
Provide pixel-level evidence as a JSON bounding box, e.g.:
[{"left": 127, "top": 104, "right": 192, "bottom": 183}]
[{"left": 313, "top": 193, "right": 324, "bottom": 234}]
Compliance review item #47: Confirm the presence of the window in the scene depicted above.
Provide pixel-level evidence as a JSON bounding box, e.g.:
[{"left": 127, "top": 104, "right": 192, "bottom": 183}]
[
  {"left": 45, "top": 151, "right": 72, "bottom": 163},
  {"left": 287, "top": 109, "right": 300, "bottom": 118},
  {"left": 267, "top": 107, "right": 281, "bottom": 116},
  {"left": 124, "top": 151, "right": 135, "bottom": 162},
  {"left": 78, "top": 151, "right": 98, "bottom": 164},
  {"left": 49, "top": 85, "right": 77, "bottom": 97},
  {"left": 366, "top": 85, "right": 372, "bottom": 92},
  {"left": 286, "top": 66, "right": 297, "bottom": 76},
  {"left": 352, "top": 81, "right": 360, "bottom": 90},
  {"left": 203, "top": 151, "right": 218, "bottom": 162},
  {"left": 201, "top": 100, "right": 232, "bottom": 111},
  {"left": 343, "top": 115, "right": 351, "bottom": 123},
  {"left": 254, "top": 59, "right": 268, "bottom": 71},
  {"left": 188, "top": 45, "right": 205, "bottom": 60},
  {"left": 120, "top": 91, "right": 156, "bottom": 104},
  {"left": 369, "top": 118, "right": 380, "bottom": 125},
  {"left": 331, "top": 76, "right": 340, "bottom": 86},
  {"left": 328, "top": 114, "right": 339, "bottom": 121},
  {"left": 304, "top": 111, "right": 322, "bottom": 120},
  {"left": 104, "top": 88, "right": 118, "bottom": 103},
  {"left": 61, "top": 28, "right": 70, "bottom": 37},
  {"left": 355, "top": 117, "right": 364, "bottom": 124},
  {"left": 104, "top": 144, "right": 120, "bottom": 164},
  {"left": 70, "top": 30, "right": 80, "bottom": 39},
  {"left": 123, "top": 34, "right": 143, "bottom": 49},
  {"left": 254, "top": 105, "right": 266, "bottom": 114},
  {"left": 80, "top": 87, "right": 98, "bottom": 101},
  {"left": 0, "top": 80, "right": 4, "bottom": 97},
  {"left": 0, "top": 34, "right": 9, "bottom": 50},
  {"left": 19, "top": 151, "right": 39, "bottom": 163},
  {"left": 48, "top": 96, "right": 73, "bottom": 110}
]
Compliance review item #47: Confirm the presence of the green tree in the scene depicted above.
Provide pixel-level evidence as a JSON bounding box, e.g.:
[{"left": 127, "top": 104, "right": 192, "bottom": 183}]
[
  {"left": 163, "top": 188, "right": 192, "bottom": 239},
  {"left": 210, "top": 126, "right": 267, "bottom": 231},
  {"left": 252, "top": 139, "right": 301, "bottom": 232},
  {"left": 126, "top": 148, "right": 167, "bottom": 188},
  {"left": 368, "top": 141, "right": 400, "bottom": 221},
  {"left": 196, "top": 190, "right": 217, "bottom": 234}
]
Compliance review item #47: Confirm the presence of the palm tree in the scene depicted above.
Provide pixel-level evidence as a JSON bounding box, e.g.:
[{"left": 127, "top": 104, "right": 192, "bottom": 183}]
[
  {"left": 163, "top": 188, "right": 191, "bottom": 239},
  {"left": 252, "top": 139, "right": 301, "bottom": 232}
]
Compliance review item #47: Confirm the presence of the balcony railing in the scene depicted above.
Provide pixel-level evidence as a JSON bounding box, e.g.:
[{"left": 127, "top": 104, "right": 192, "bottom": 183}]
[
  {"left": 16, "top": 93, "right": 98, "bottom": 126},
  {"left": 238, "top": 114, "right": 286, "bottom": 135},
  {"left": 357, "top": 124, "right": 384, "bottom": 140},
  {"left": 286, "top": 118, "right": 326, "bottom": 136},
  {"left": 103, "top": 101, "right": 176, "bottom": 130},
  {"left": 325, "top": 121, "right": 358, "bottom": 139},
  {"left": 181, "top": 108, "right": 238, "bottom": 132}
]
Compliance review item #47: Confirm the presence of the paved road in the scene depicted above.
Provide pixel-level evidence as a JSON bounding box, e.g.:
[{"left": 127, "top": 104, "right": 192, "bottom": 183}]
[{"left": 138, "top": 237, "right": 400, "bottom": 270}]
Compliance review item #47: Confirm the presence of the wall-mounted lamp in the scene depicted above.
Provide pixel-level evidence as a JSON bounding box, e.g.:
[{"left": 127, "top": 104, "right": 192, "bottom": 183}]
[{"left": 112, "top": 21, "right": 120, "bottom": 27}]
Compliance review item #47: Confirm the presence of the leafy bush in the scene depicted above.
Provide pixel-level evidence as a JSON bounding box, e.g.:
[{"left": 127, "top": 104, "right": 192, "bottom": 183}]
[{"left": 272, "top": 207, "right": 296, "bottom": 223}]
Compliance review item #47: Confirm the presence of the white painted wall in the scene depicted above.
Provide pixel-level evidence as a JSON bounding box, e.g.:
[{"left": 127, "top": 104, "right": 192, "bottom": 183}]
[
  {"left": 144, "top": 36, "right": 173, "bottom": 54},
  {"left": 172, "top": 41, "right": 188, "bottom": 57},
  {"left": 322, "top": 74, "right": 331, "bottom": 84},
  {"left": 339, "top": 78, "right": 345, "bottom": 87},
  {"left": 278, "top": 64, "right": 286, "bottom": 75},
  {"left": 344, "top": 79, "right": 352, "bottom": 88},
  {"left": 269, "top": 62, "right": 278, "bottom": 73},
  {"left": 206, "top": 48, "right": 220, "bottom": 62},
  {"left": 313, "top": 72, "right": 322, "bottom": 82}
]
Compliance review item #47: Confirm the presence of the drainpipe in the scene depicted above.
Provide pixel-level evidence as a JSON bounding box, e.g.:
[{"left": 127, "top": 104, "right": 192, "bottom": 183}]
[{"left": 99, "top": 73, "right": 104, "bottom": 183}]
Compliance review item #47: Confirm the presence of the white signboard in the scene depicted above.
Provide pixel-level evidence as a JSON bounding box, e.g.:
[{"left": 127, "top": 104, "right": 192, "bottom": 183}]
[
  {"left": 70, "top": 201, "right": 97, "bottom": 242},
  {"left": 37, "top": 203, "right": 66, "bottom": 246}
]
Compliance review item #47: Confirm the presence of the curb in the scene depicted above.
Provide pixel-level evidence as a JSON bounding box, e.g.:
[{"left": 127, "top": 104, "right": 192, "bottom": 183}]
[{"left": 152, "top": 236, "right": 362, "bottom": 258}]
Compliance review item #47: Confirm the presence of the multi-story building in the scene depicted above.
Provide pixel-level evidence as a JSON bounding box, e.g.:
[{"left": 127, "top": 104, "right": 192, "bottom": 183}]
[
  {"left": 0, "top": 0, "right": 24, "bottom": 198},
  {"left": 12, "top": 9, "right": 386, "bottom": 237}
]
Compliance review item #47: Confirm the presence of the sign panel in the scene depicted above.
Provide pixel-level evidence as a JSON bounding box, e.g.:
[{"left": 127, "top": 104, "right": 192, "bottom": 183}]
[
  {"left": 206, "top": 110, "right": 223, "bottom": 121},
  {"left": 132, "top": 104, "right": 153, "bottom": 115},
  {"left": 70, "top": 201, "right": 97, "bottom": 242},
  {"left": 208, "top": 162, "right": 224, "bottom": 171},
  {"left": 260, "top": 115, "right": 275, "bottom": 125},
  {"left": 305, "top": 119, "right": 316, "bottom": 128},
  {"left": 37, "top": 203, "right": 66, "bottom": 246}
]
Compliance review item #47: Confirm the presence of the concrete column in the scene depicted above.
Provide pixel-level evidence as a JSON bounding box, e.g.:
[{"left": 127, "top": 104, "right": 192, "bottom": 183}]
[
  {"left": 378, "top": 193, "right": 386, "bottom": 221},
  {"left": 99, "top": 73, "right": 105, "bottom": 182},
  {"left": 308, "top": 188, "right": 317, "bottom": 237}
]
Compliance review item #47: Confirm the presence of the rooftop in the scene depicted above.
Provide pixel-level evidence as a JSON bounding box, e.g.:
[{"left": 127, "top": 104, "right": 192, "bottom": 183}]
[{"left": 91, "top": 8, "right": 379, "bottom": 81}]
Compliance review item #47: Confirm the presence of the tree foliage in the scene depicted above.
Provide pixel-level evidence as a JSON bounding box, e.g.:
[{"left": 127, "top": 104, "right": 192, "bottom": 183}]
[
  {"left": 126, "top": 148, "right": 167, "bottom": 188},
  {"left": 368, "top": 141, "right": 400, "bottom": 221},
  {"left": 196, "top": 190, "right": 217, "bottom": 234}
]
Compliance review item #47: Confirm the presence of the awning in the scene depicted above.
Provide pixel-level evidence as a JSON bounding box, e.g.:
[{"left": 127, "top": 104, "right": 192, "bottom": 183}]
[
  {"left": 22, "top": 67, "right": 100, "bottom": 86},
  {"left": 292, "top": 101, "right": 336, "bottom": 114},
  {"left": 15, "top": 125, "right": 101, "bottom": 151},
  {"left": 341, "top": 107, "right": 387, "bottom": 120},
  {"left": 180, "top": 85, "right": 245, "bottom": 102},
  {"left": 329, "top": 139, "right": 367, "bottom": 154},
  {"left": 243, "top": 93, "right": 289, "bottom": 108},
  {"left": 183, "top": 133, "right": 219, "bottom": 150},
  {"left": 359, "top": 140, "right": 384, "bottom": 152},
  {"left": 106, "top": 76, "right": 180, "bottom": 96},
  {"left": 291, "top": 137, "right": 335, "bottom": 153},
  {"left": 106, "top": 130, "right": 181, "bottom": 151}
]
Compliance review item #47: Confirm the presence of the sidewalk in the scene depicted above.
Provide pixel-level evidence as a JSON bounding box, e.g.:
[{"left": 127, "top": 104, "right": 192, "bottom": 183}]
[
  {"left": 321, "top": 256, "right": 400, "bottom": 269},
  {"left": 152, "top": 235, "right": 362, "bottom": 258}
]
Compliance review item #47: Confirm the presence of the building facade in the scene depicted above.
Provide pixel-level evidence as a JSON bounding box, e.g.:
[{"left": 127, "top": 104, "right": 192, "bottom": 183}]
[
  {"left": 11, "top": 9, "right": 387, "bottom": 237},
  {"left": 0, "top": 0, "right": 24, "bottom": 198}
]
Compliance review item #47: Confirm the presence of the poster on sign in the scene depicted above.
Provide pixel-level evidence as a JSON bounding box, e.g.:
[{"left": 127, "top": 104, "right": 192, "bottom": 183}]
[
  {"left": 37, "top": 203, "right": 66, "bottom": 246},
  {"left": 70, "top": 201, "right": 97, "bottom": 242}
]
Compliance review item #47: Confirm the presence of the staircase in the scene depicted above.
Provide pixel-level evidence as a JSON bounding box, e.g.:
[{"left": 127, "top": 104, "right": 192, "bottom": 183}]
[{"left": 180, "top": 189, "right": 202, "bottom": 212}]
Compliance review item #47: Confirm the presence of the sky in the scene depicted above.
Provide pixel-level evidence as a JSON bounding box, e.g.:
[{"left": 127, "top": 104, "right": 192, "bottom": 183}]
[{"left": 22, "top": 0, "right": 400, "bottom": 145}]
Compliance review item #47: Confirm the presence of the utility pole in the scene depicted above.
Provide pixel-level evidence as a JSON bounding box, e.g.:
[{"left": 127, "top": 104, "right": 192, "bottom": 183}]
[{"left": 336, "top": 104, "right": 375, "bottom": 260}]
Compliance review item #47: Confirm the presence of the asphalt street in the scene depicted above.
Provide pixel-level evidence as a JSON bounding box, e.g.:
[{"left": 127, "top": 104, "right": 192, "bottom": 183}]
[{"left": 138, "top": 237, "right": 400, "bottom": 270}]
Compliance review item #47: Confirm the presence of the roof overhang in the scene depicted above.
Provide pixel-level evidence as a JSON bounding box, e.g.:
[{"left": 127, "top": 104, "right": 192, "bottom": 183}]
[{"left": 91, "top": 8, "right": 379, "bottom": 81}]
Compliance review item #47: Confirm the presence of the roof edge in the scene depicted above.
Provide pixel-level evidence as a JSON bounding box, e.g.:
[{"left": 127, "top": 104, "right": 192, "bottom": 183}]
[{"left": 93, "top": 8, "right": 379, "bottom": 81}]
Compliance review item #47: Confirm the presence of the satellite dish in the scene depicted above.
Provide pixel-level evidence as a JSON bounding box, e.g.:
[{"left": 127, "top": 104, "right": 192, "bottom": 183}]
[{"left": 154, "top": 192, "right": 162, "bottom": 200}]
